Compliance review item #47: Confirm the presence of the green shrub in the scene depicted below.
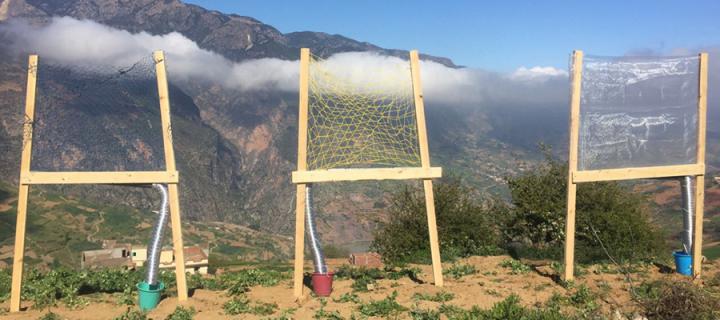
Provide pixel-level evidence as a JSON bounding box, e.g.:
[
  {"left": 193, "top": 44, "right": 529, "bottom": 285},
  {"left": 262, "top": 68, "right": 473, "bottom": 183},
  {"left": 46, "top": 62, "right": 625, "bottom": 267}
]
[
  {"left": 503, "top": 150, "right": 667, "bottom": 263},
  {"left": 371, "top": 177, "right": 502, "bottom": 265},
  {"left": 0, "top": 269, "right": 10, "bottom": 302},
  {"left": 335, "top": 266, "right": 384, "bottom": 292}
]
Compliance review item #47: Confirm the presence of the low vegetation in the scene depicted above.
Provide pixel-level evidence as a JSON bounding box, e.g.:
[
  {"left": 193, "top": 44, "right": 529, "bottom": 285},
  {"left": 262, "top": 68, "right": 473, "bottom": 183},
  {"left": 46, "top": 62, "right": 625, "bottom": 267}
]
[
  {"left": 503, "top": 151, "right": 667, "bottom": 263},
  {"left": 371, "top": 176, "right": 503, "bottom": 264},
  {"left": 373, "top": 149, "right": 668, "bottom": 270}
]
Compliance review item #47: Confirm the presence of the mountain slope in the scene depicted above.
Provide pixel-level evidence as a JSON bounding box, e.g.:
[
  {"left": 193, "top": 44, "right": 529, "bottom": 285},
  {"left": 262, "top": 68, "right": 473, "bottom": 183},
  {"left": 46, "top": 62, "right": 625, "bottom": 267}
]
[{"left": 0, "top": 0, "right": 534, "bottom": 247}]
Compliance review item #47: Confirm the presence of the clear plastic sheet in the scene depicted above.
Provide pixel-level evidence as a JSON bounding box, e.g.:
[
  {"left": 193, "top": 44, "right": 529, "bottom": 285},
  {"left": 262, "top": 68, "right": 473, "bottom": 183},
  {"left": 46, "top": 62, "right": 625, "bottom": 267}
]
[{"left": 578, "top": 55, "right": 700, "bottom": 171}]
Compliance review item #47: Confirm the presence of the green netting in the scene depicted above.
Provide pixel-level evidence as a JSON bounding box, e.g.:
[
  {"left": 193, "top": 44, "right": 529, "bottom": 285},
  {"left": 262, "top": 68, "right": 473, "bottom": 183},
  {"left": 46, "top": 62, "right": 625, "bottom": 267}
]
[
  {"left": 306, "top": 53, "right": 421, "bottom": 170},
  {"left": 29, "top": 55, "right": 166, "bottom": 171}
]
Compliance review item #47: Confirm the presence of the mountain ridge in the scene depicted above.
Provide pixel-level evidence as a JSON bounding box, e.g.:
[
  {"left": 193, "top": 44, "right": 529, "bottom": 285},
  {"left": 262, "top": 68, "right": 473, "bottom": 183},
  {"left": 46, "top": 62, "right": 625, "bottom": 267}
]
[
  {"left": 0, "top": 0, "right": 456, "bottom": 66},
  {"left": 0, "top": 0, "right": 542, "bottom": 249}
]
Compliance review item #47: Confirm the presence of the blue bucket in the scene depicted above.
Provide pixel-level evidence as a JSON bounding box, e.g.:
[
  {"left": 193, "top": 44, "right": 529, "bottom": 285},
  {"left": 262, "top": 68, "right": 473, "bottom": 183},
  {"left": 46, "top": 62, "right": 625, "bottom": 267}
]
[{"left": 673, "top": 251, "right": 692, "bottom": 276}]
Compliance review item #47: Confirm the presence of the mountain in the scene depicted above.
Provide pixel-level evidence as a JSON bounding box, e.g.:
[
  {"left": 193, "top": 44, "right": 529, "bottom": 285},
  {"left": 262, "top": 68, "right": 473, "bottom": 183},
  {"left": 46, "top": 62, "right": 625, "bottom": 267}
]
[
  {"left": 0, "top": 0, "right": 456, "bottom": 66},
  {"left": 0, "top": 0, "right": 530, "bottom": 252}
]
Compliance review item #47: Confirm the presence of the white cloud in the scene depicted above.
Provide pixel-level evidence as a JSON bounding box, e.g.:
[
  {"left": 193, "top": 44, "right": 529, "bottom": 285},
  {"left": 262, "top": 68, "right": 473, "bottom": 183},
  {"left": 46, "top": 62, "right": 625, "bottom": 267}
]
[
  {"left": 1, "top": 16, "right": 570, "bottom": 108},
  {"left": 2, "top": 17, "right": 298, "bottom": 91},
  {"left": 509, "top": 66, "right": 568, "bottom": 81}
]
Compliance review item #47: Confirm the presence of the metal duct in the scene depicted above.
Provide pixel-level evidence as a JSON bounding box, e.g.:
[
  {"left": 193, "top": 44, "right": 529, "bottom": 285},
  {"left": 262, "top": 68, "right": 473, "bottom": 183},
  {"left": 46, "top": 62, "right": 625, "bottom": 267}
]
[
  {"left": 146, "top": 183, "right": 169, "bottom": 285},
  {"left": 680, "top": 176, "right": 694, "bottom": 254},
  {"left": 305, "top": 184, "right": 328, "bottom": 274}
]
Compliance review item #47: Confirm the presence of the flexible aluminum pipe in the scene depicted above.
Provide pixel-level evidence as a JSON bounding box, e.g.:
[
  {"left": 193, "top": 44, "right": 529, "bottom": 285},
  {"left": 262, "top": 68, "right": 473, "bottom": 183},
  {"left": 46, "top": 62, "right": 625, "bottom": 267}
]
[
  {"left": 305, "top": 184, "right": 328, "bottom": 274},
  {"left": 146, "top": 183, "right": 169, "bottom": 285}
]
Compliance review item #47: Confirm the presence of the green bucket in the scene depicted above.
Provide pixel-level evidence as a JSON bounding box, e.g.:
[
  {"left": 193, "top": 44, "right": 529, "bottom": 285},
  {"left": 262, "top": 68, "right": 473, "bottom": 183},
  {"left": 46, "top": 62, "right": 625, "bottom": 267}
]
[{"left": 137, "top": 281, "right": 165, "bottom": 311}]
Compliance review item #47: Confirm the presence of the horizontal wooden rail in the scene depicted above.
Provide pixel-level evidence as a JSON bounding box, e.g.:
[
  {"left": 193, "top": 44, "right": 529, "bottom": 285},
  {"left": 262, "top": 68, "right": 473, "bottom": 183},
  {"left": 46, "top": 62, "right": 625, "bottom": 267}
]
[
  {"left": 20, "top": 171, "right": 179, "bottom": 185},
  {"left": 292, "top": 167, "right": 442, "bottom": 183},
  {"left": 573, "top": 164, "right": 704, "bottom": 183}
]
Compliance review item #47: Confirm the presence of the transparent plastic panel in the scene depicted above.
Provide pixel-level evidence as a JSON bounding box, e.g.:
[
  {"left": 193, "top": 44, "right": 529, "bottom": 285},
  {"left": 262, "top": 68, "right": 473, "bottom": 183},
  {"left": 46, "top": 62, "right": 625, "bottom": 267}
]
[
  {"left": 578, "top": 55, "right": 699, "bottom": 171},
  {"left": 30, "top": 55, "right": 166, "bottom": 171}
]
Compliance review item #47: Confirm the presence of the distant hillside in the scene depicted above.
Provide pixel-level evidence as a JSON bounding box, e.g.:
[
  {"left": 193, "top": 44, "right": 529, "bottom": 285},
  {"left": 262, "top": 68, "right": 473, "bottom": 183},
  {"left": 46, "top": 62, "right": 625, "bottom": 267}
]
[
  {"left": 0, "top": 181, "right": 292, "bottom": 270},
  {"left": 0, "top": 0, "right": 534, "bottom": 250}
]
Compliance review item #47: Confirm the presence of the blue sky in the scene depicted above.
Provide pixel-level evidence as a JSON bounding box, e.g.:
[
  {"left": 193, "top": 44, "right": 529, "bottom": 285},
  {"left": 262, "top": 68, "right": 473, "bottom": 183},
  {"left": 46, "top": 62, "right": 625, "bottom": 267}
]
[{"left": 185, "top": 0, "right": 719, "bottom": 72}]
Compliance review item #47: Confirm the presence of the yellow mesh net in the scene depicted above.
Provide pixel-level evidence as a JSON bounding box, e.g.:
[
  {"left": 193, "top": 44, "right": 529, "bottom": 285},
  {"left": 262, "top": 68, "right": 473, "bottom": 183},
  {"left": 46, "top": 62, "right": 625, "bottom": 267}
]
[{"left": 307, "top": 53, "right": 421, "bottom": 170}]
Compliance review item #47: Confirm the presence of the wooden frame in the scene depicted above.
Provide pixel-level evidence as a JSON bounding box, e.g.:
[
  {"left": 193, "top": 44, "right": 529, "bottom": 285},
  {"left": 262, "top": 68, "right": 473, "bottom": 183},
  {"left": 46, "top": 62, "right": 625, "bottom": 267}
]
[
  {"left": 9, "top": 51, "right": 188, "bottom": 312},
  {"left": 291, "top": 49, "right": 444, "bottom": 299},
  {"left": 564, "top": 50, "right": 709, "bottom": 281}
]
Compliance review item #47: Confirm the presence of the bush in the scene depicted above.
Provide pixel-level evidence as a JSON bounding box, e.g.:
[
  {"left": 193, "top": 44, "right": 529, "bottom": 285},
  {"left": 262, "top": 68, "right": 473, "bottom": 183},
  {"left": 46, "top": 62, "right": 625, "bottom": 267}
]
[
  {"left": 371, "top": 177, "right": 502, "bottom": 265},
  {"left": 503, "top": 151, "right": 667, "bottom": 263},
  {"left": 0, "top": 269, "right": 10, "bottom": 302},
  {"left": 635, "top": 280, "right": 720, "bottom": 320}
]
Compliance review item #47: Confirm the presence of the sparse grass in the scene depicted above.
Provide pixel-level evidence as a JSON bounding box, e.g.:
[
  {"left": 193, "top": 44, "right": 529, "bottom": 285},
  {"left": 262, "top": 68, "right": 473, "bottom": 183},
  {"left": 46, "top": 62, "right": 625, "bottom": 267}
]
[
  {"left": 314, "top": 299, "right": 343, "bottom": 320},
  {"left": 358, "top": 291, "right": 407, "bottom": 317},
  {"left": 333, "top": 292, "right": 360, "bottom": 304},
  {"left": 409, "top": 305, "right": 441, "bottom": 320},
  {"left": 412, "top": 291, "right": 454, "bottom": 302},
  {"left": 443, "top": 264, "right": 477, "bottom": 279},
  {"left": 499, "top": 258, "right": 531, "bottom": 274},
  {"left": 38, "top": 312, "right": 62, "bottom": 320},
  {"left": 113, "top": 308, "right": 147, "bottom": 320},
  {"left": 165, "top": 306, "right": 196, "bottom": 320},
  {"left": 222, "top": 295, "right": 277, "bottom": 316}
]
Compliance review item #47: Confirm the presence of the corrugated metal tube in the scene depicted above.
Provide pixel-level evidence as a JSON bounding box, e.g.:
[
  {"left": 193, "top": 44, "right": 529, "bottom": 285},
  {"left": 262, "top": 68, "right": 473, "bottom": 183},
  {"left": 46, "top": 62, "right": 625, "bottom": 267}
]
[
  {"left": 305, "top": 184, "right": 328, "bottom": 274},
  {"left": 680, "top": 176, "right": 694, "bottom": 254},
  {"left": 146, "top": 183, "right": 169, "bottom": 285}
]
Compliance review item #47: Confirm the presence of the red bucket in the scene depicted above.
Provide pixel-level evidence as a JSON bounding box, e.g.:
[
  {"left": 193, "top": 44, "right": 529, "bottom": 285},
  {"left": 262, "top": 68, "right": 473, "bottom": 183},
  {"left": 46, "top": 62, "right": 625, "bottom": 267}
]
[{"left": 311, "top": 272, "right": 334, "bottom": 296}]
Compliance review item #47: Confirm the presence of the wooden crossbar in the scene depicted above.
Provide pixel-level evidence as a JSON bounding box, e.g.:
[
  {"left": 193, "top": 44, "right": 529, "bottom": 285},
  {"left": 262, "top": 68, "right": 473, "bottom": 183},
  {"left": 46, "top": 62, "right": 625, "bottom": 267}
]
[
  {"left": 572, "top": 164, "right": 704, "bottom": 183},
  {"left": 20, "top": 171, "right": 179, "bottom": 184},
  {"left": 292, "top": 167, "right": 441, "bottom": 183}
]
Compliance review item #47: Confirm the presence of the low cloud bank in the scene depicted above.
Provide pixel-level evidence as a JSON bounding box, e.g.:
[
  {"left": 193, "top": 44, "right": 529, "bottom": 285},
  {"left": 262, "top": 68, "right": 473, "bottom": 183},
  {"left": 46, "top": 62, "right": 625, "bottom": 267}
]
[{"left": 1, "top": 17, "right": 569, "bottom": 108}]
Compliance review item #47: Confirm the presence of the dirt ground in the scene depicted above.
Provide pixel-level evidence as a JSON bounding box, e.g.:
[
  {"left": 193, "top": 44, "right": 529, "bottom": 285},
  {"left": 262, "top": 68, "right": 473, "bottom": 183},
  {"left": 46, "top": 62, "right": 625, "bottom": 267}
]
[{"left": 2, "top": 255, "right": 719, "bottom": 319}]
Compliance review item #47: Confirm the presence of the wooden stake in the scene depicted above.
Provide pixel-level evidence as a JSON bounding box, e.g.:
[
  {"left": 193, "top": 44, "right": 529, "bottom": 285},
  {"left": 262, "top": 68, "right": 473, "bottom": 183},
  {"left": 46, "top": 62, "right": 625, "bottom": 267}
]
[
  {"left": 410, "top": 50, "right": 443, "bottom": 286},
  {"left": 10, "top": 55, "right": 38, "bottom": 313},
  {"left": 154, "top": 50, "right": 187, "bottom": 301},
  {"left": 293, "top": 184, "right": 307, "bottom": 298},
  {"left": 293, "top": 48, "right": 310, "bottom": 299},
  {"left": 692, "top": 52, "right": 708, "bottom": 278},
  {"left": 564, "top": 50, "right": 583, "bottom": 282}
]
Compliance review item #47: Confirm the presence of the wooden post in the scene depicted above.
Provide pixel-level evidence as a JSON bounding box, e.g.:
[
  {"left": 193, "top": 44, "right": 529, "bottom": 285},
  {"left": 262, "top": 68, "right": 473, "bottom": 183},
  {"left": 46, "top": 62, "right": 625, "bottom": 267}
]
[
  {"left": 564, "top": 50, "right": 583, "bottom": 282},
  {"left": 692, "top": 52, "right": 708, "bottom": 278},
  {"left": 153, "top": 51, "right": 187, "bottom": 301},
  {"left": 10, "top": 55, "right": 38, "bottom": 313},
  {"left": 410, "top": 50, "right": 443, "bottom": 287},
  {"left": 293, "top": 48, "right": 311, "bottom": 298}
]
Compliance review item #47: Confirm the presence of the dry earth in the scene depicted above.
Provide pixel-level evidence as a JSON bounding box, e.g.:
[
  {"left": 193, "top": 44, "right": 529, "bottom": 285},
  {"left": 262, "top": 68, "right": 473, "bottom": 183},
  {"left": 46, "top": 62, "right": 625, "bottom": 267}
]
[{"left": 2, "top": 255, "right": 719, "bottom": 319}]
